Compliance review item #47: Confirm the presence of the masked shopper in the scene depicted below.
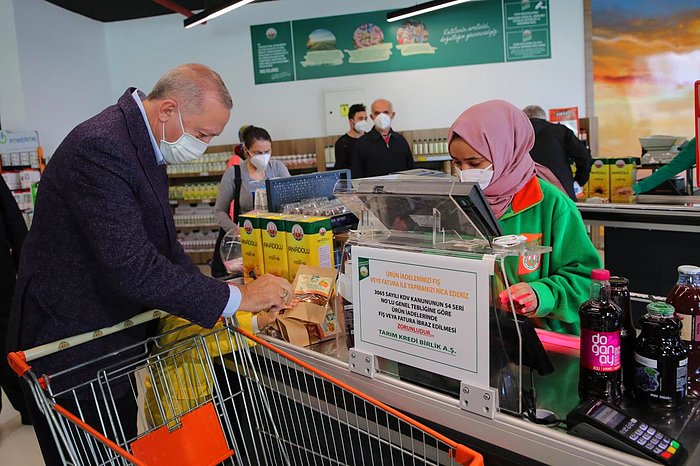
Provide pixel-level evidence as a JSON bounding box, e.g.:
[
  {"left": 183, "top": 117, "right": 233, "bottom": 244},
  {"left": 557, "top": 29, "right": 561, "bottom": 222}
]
[
  {"left": 7, "top": 64, "right": 292, "bottom": 466},
  {"left": 351, "top": 98, "right": 414, "bottom": 178},
  {"left": 449, "top": 100, "right": 602, "bottom": 335},
  {"left": 211, "top": 126, "right": 290, "bottom": 277}
]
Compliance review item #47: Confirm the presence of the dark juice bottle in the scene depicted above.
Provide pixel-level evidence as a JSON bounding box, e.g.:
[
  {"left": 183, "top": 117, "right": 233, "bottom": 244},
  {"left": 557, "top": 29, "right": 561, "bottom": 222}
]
[
  {"left": 579, "top": 269, "right": 623, "bottom": 401},
  {"left": 610, "top": 277, "right": 635, "bottom": 396},
  {"left": 633, "top": 302, "right": 688, "bottom": 409},
  {"left": 667, "top": 265, "right": 700, "bottom": 398}
]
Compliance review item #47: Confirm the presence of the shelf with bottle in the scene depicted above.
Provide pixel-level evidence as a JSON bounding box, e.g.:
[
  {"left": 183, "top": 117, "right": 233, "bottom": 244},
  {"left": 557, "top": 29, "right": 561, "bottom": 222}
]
[
  {"left": 273, "top": 153, "right": 318, "bottom": 171},
  {"left": 412, "top": 137, "right": 451, "bottom": 162},
  {"left": 165, "top": 151, "right": 231, "bottom": 176},
  {"left": 169, "top": 182, "right": 219, "bottom": 202}
]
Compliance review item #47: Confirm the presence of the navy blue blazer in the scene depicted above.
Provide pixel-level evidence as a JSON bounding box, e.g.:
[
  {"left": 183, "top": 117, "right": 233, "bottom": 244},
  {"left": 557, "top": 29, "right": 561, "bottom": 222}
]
[{"left": 7, "top": 89, "right": 230, "bottom": 393}]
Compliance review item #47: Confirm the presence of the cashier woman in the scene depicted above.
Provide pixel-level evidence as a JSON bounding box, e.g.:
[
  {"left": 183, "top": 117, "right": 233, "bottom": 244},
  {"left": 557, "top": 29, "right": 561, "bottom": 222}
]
[{"left": 449, "top": 100, "right": 602, "bottom": 335}]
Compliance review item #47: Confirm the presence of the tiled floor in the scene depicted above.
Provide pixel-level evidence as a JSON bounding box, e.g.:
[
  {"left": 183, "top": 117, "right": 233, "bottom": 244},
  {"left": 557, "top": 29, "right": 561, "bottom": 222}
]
[{"left": 0, "top": 391, "right": 43, "bottom": 465}]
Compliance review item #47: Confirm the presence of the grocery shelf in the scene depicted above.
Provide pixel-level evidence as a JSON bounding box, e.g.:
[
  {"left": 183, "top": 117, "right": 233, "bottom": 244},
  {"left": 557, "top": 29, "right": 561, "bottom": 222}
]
[
  {"left": 169, "top": 199, "right": 217, "bottom": 205},
  {"left": 168, "top": 171, "right": 226, "bottom": 178},
  {"left": 184, "top": 250, "right": 215, "bottom": 265},
  {"left": 174, "top": 223, "right": 220, "bottom": 231},
  {"left": 413, "top": 155, "right": 452, "bottom": 162},
  {"left": 285, "top": 163, "right": 318, "bottom": 171}
]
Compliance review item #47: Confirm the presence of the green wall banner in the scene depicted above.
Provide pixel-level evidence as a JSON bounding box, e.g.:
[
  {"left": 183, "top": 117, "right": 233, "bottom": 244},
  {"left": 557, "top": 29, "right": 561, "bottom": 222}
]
[{"left": 251, "top": 1, "right": 550, "bottom": 85}]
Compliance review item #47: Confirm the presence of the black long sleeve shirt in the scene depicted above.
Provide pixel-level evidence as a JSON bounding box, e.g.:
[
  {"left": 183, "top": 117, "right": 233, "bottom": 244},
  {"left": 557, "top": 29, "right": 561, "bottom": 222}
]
[{"left": 351, "top": 128, "right": 414, "bottom": 179}]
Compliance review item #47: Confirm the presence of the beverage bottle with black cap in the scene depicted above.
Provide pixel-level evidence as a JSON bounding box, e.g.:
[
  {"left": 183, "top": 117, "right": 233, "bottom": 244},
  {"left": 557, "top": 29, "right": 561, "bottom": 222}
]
[{"left": 579, "top": 269, "right": 623, "bottom": 401}]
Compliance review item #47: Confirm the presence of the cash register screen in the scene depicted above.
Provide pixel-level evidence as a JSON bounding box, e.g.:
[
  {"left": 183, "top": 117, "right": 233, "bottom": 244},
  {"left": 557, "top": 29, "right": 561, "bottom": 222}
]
[{"left": 590, "top": 403, "right": 626, "bottom": 428}]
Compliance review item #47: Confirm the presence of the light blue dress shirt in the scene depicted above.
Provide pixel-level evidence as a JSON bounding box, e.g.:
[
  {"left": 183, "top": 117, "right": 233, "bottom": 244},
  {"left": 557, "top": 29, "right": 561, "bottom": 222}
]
[{"left": 131, "top": 90, "right": 242, "bottom": 318}]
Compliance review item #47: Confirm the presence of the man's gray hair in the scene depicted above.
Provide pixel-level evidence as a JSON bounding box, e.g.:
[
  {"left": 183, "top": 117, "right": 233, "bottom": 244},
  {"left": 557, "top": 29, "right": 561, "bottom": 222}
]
[
  {"left": 148, "top": 63, "right": 232, "bottom": 113},
  {"left": 522, "top": 105, "right": 546, "bottom": 119}
]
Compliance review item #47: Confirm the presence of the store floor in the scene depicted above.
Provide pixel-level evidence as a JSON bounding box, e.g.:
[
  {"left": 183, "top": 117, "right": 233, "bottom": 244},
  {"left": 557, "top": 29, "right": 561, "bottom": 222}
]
[{"left": 0, "top": 391, "right": 43, "bottom": 465}]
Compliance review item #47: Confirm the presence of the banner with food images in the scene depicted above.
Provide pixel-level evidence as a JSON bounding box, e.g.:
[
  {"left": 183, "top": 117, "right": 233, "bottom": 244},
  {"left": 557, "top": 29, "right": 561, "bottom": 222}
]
[{"left": 250, "top": 0, "right": 550, "bottom": 84}]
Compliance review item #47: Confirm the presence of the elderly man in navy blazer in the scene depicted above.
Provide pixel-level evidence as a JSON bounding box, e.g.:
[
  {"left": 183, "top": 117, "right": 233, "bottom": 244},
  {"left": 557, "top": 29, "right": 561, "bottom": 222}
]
[{"left": 8, "top": 64, "right": 292, "bottom": 465}]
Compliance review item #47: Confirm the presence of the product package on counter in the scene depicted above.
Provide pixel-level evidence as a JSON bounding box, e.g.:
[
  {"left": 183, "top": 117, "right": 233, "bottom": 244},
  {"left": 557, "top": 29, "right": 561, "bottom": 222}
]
[
  {"left": 285, "top": 215, "right": 334, "bottom": 281},
  {"left": 588, "top": 158, "right": 610, "bottom": 201},
  {"left": 609, "top": 158, "right": 638, "bottom": 203},
  {"left": 260, "top": 213, "right": 290, "bottom": 280},
  {"left": 239, "top": 211, "right": 265, "bottom": 282},
  {"left": 272, "top": 265, "right": 338, "bottom": 347}
]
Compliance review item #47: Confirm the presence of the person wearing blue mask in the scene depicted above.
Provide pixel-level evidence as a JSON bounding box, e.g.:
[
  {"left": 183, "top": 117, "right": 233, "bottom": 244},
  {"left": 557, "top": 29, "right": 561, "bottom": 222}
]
[{"left": 8, "top": 64, "right": 292, "bottom": 466}]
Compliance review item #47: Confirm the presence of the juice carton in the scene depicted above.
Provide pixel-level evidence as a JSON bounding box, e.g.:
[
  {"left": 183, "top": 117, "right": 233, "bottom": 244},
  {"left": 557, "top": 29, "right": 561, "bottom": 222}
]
[
  {"left": 588, "top": 158, "right": 610, "bottom": 201},
  {"left": 260, "top": 213, "right": 290, "bottom": 280},
  {"left": 239, "top": 212, "right": 265, "bottom": 282},
  {"left": 285, "top": 215, "right": 334, "bottom": 281},
  {"left": 609, "top": 157, "right": 638, "bottom": 203}
]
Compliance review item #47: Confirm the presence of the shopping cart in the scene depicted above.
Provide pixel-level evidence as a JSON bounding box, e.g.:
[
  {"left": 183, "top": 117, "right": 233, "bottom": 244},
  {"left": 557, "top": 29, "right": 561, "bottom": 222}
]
[{"left": 8, "top": 310, "right": 484, "bottom": 466}]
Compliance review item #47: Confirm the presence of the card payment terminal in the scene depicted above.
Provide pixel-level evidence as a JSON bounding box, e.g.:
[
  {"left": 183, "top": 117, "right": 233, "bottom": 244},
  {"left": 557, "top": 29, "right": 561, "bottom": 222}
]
[{"left": 567, "top": 399, "right": 686, "bottom": 465}]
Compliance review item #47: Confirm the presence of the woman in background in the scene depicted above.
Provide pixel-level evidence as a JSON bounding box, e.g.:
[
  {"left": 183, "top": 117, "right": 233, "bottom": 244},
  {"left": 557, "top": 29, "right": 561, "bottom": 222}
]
[
  {"left": 211, "top": 126, "right": 290, "bottom": 277},
  {"left": 449, "top": 100, "right": 602, "bottom": 335}
]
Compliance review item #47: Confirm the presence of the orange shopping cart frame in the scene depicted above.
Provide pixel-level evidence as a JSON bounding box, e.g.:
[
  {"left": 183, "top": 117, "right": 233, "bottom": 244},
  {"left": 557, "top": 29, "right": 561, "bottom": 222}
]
[{"left": 9, "top": 310, "right": 484, "bottom": 466}]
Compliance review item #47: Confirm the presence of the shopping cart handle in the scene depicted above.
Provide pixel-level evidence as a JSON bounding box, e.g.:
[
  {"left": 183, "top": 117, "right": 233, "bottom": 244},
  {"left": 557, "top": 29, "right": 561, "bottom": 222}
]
[
  {"left": 8, "top": 351, "right": 30, "bottom": 377},
  {"left": 451, "top": 444, "right": 485, "bottom": 466}
]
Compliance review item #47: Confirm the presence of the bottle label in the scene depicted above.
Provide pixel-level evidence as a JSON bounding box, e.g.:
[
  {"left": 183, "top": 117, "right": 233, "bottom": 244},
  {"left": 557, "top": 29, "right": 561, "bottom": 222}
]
[
  {"left": 677, "top": 313, "right": 700, "bottom": 341},
  {"left": 580, "top": 329, "right": 621, "bottom": 372}
]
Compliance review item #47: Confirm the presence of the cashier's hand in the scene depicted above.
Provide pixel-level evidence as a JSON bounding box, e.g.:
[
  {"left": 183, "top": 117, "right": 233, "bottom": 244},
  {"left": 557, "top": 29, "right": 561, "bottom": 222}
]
[
  {"left": 614, "top": 186, "right": 636, "bottom": 196},
  {"left": 499, "top": 283, "right": 539, "bottom": 316},
  {"left": 237, "top": 274, "right": 293, "bottom": 313}
]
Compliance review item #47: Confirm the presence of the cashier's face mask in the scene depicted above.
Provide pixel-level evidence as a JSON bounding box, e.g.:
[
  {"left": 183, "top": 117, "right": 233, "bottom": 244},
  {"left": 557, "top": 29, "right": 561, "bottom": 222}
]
[
  {"left": 460, "top": 164, "right": 493, "bottom": 190},
  {"left": 374, "top": 113, "right": 392, "bottom": 131},
  {"left": 250, "top": 152, "right": 271, "bottom": 171},
  {"left": 160, "top": 108, "right": 209, "bottom": 164}
]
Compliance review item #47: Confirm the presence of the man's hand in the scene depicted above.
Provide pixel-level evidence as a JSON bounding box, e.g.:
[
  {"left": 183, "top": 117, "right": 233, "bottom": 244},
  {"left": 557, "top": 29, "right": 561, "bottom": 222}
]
[
  {"left": 614, "top": 186, "right": 636, "bottom": 196},
  {"left": 499, "top": 282, "right": 539, "bottom": 316},
  {"left": 237, "top": 274, "right": 293, "bottom": 313}
]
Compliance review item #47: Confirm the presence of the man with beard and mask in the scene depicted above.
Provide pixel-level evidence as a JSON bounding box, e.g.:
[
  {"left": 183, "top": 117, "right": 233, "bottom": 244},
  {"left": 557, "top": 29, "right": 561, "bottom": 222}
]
[
  {"left": 7, "top": 64, "right": 292, "bottom": 465},
  {"left": 333, "top": 103, "right": 371, "bottom": 170},
  {"left": 351, "top": 98, "right": 414, "bottom": 178}
]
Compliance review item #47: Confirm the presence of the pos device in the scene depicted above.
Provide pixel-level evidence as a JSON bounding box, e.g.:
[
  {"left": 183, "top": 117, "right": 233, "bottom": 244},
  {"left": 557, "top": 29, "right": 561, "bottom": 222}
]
[{"left": 567, "top": 399, "right": 686, "bottom": 465}]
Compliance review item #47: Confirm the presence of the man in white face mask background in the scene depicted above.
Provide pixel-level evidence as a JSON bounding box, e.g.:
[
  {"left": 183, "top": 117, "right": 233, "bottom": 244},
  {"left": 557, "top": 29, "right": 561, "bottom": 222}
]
[
  {"left": 333, "top": 103, "right": 369, "bottom": 170},
  {"left": 351, "top": 98, "right": 414, "bottom": 179},
  {"left": 8, "top": 64, "right": 293, "bottom": 465}
]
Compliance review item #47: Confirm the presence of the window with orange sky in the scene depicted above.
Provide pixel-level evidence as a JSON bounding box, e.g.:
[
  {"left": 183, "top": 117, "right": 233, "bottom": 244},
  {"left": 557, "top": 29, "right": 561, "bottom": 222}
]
[{"left": 593, "top": 0, "right": 700, "bottom": 156}]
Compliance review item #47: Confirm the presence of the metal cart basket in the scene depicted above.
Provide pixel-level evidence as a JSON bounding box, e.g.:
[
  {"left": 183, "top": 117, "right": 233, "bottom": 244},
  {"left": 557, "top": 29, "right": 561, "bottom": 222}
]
[{"left": 8, "top": 310, "right": 484, "bottom": 466}]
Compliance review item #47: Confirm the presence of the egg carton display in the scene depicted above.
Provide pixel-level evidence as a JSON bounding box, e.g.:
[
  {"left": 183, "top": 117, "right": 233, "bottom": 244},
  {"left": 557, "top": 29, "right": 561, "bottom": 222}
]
[{"left": 178, "top": 229, "right": 219, "bottom": 252}]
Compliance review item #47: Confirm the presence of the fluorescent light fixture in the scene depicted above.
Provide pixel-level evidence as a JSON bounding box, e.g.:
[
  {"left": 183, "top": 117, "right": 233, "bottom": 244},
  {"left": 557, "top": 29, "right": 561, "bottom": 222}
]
[
  {"left": 184, "top": 0, "right": 256, "bottom": 29},
  {"left": 387, "top": 0, "right": 476, "bottom": 23}
]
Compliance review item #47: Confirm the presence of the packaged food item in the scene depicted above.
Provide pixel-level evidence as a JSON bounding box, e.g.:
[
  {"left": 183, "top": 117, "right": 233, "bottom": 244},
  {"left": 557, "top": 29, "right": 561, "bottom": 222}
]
[
  {"left": 274, "top": 266, "right": 338, "bottom": 347},
  {"left": 579, "top": 269, "right": 623, "bottom": 402},
  {"left": 667, "top": 265, "right": 700, "bottom": 398},
  {"left": 609, "top": 158, "right": 638, "bottom": 203},
  {"left": 633, "top": 302, "right": 688, "bottom": 409},
  {"left": 587, "top": 158, "right": 610, "bottom": 201},
  {"left": 239, "top": 212, "right": 265, "bottom": 282},
  {"left": 260, "top": 213, "right": 289, "bottom": 280},
  {"left": 285, "top": 215, "right": 334, "bottom": 281}
]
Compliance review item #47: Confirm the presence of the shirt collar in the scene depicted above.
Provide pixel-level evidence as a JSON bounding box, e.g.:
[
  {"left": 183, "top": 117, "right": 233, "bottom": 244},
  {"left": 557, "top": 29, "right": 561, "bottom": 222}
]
[
  {"left": 501, "top": 176, "right": 544, "bottom": 219},
  {"left": 131, "top": 89, "right": 165, "bottom": 165}
]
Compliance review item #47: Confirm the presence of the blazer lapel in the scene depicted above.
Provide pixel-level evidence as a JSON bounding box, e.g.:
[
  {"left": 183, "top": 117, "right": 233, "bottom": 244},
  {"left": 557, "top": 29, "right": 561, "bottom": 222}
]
[{"left": 117, "top": 89, "right": 176, "bottom": 245}]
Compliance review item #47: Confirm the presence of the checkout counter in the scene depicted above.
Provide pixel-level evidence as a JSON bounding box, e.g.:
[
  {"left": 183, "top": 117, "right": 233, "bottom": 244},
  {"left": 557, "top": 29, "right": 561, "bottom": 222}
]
[{"left": 254, "top": 178, "right": 700, "bottom": 466}]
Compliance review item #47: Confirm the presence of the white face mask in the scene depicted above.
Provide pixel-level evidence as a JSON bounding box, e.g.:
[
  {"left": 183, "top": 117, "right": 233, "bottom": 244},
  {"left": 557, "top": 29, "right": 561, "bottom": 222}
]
[
  {"left": 374, "top": 113, "right": 392, "bottom": 131},
  {"left": 250, "top": 152, "right": 271, "bottom": 171},
  {"left": 460, "top": 164, "right": 494, "bottom": 190},
  {"left": 354, "top": 119, "right": 372, "bottom": 133},
  {"left": 160, "top": 108, "right": 208, "bottom": 164}
]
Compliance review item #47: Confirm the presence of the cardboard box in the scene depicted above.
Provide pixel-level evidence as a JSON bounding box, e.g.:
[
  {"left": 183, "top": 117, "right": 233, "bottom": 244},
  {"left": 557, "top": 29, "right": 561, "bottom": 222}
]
[
  {"left": 588, "top": 158, "right": 610, "bottom": 201},
  {"left": 609, "top": 157, "right": 638, "bottom": 204},
  {"left": 260, "top": 213, "right": 290, "bottom": 280},
  {"left": 285, "top": 215, "right": 334, "bottom": 281},
  {"left": 275, "top": 266, "right": 338, "bottom": 346},
  {"left": 239, "top": 212, "right": 265, "bottom": 281}
]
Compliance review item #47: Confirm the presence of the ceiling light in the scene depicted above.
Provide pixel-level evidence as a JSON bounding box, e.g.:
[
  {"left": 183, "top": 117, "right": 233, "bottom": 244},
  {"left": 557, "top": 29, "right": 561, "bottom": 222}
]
[
  {"left": 387, "top": 0, "right": 477, "bottom": 23},
  {"left": 184, "top": 0, "right": 257, "bottom": 29}
]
